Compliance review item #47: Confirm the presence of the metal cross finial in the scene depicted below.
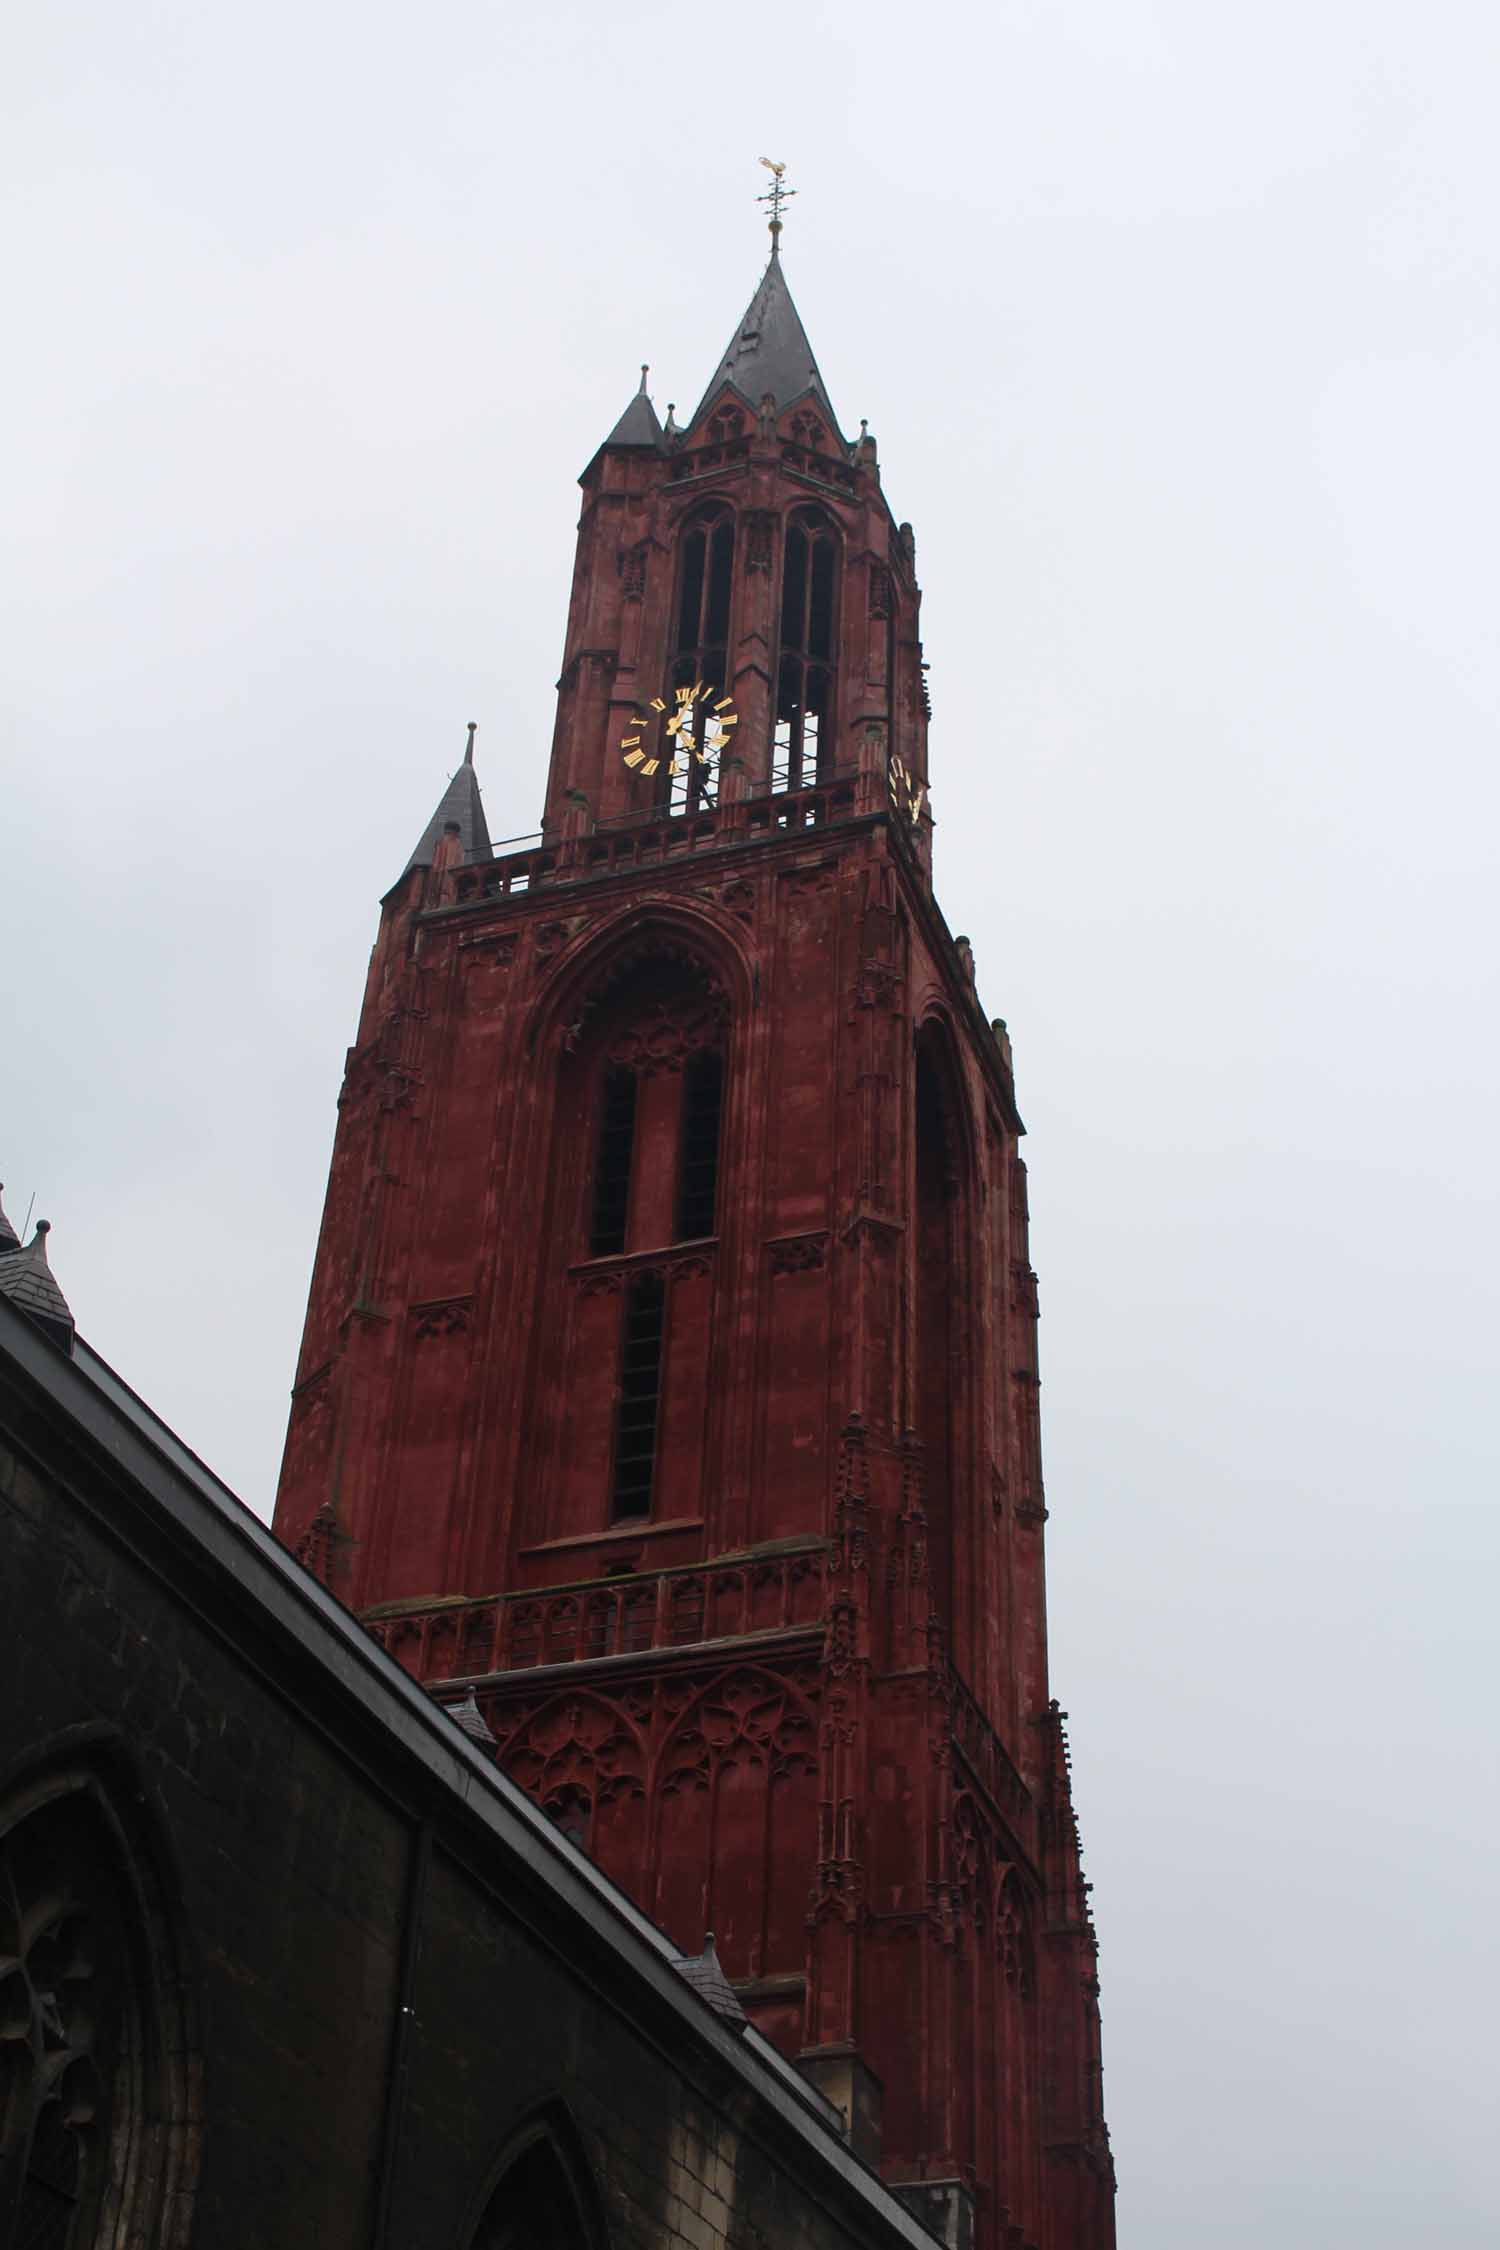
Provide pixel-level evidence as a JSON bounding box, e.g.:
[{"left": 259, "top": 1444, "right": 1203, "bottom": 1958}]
[{"left": 757, "top": 157, "right": 796, "bottom": 254}]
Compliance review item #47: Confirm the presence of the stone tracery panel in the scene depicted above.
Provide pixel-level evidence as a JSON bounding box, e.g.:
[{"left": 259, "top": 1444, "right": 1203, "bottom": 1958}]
[
  {"left": 650, "top": 1668, "right": 819, "bottom": 1981},
  {"left": 0, "top": 1761, "right": 195, "bottom": 2249}
]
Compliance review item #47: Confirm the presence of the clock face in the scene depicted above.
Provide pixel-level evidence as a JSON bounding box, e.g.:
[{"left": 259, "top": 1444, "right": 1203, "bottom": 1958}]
[
  {"left": 889, "top": 753, "right": 927, "bottom": 825},
  {"left": 619, "top": 680, "right": 739, "bottom": 781}
]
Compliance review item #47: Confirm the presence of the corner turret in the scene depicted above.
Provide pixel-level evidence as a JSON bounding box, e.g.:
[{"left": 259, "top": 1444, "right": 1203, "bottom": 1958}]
[
  {"left": 403, "top": 723, "right": 492, "bottom": 877},
  {"left": 0, "top": 1218, "right": 75, "bottom": 1354}
]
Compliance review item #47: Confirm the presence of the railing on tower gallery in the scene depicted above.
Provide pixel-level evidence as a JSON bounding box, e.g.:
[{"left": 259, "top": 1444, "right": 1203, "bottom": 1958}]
[
  {"left": 447, "top": 781, "right": 862, "bottom": 907},
  {"left": 363, "top": 1541, "right": 829, "bottom": 1684}
]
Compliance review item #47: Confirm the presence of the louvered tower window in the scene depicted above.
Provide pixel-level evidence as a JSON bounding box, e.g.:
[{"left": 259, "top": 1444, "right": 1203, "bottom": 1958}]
[
  {"left": 666, "top": 507, "right": 735, "bottom": 814},
  {"left": 676, "top": 1049, "right": 724, "bottom": 1240},
  {"left": 611, "top": 1273, "right": 666, "bottom": 1519},
  {"left": 773, "top": 506, "right": 838, "bottom": 791},
  {"left": 589, "top": 1066, "right": 637, "bottom": 1256}
]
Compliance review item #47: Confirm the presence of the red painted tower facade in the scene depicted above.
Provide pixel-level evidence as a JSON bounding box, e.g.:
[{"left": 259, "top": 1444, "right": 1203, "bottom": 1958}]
[{"left": 275, "top": 244, "right": 1115, "bottom": 2250}]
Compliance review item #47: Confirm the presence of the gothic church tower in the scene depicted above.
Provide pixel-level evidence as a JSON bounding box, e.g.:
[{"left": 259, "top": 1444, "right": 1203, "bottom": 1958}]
[{"left": 275, "top": 223, "right": 1115, "bottom": 2250}]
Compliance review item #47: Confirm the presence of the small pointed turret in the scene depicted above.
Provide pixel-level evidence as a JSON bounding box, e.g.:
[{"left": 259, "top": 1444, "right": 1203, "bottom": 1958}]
[
  {"left": 404, "top": 724, "right": 493, "bottom": 874},
  {"left": 674, "top": 1933, "right": 748, "bottom": 2030},
  {"left": 600, "top": 363, "right": 665, "bottom": 453},
  {"left": 0, "top": 1219, "right": 75, "bottom": 1353},
  {"left": 689, "top": 257, "right": 840, "bottom": 436},
  {"left": 446, "top": 1691, "right": 496, "bottom": 1747},
  {"left": 0, "top": 1184, "right": 19, "bottom": 1255}
]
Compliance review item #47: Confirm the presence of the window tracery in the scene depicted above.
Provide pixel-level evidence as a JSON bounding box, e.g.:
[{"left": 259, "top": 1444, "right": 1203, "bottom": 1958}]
[
  {"left": 667, "top": 506, "right": 735, "bottom": 814},
  {"left": 560, "top": 945, "right": 730, "bottom": 1527},
  {"left": 0, "top": 1767, "right": 193, "bottom": 2250},
  {"left": 773, "top": 506, "right": 839, "bottom": 791},
  {"left": 500, "top": 1693, "right": 648, "bottom": 1853}
]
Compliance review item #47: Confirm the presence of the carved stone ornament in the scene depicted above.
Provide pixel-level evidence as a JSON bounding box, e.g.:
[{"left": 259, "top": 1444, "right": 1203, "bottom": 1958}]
[
  {"left": 768, "top": 1232, "right": 829, "bottom": 1276},
  {"left": 606, "top": 994, "right": 725, "bottom": 1076},
  {"left": 572, "top": 1246, "right": 714, "bottom": 1296},
  {"left": 459, "top": 931, "right": 519, "bottom": 967},
  {"left": 294, "top": 1502, "right": 340, "bottom": 1585},
  {"left": 413, "top": 1296, "right": 472, "bottom": 1340},
  {"left": 619, "top": 541, "right": 648, "bottom": 602},
  {"left": 563, "top": 942, "right": 728, "bottom": 1058},
  {"left": 868, "top": 561, "right": 893, "bottom": 620},
  {"left": 657, "top": 1669, "right": 819, "bottom": 1795},
  {"left": 853, "top": 960, "right": 904, "bottom": 1015},
  {"left": 290, "top": 1362, "right": 332, "bottom": 1418},
  {"left": 745, "top": 511, "right": 775, "bottom": 574}
]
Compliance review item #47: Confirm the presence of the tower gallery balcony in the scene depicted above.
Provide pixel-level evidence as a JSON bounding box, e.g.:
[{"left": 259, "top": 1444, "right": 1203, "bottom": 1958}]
[{"left": 449, "top": 778, "right": 865, "bottom": 906}]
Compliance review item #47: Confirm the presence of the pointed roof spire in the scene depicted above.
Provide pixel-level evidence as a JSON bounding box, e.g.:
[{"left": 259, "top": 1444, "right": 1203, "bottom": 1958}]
[
  {"left": 0, "top": 1184, "right": 19, "bottom": 1256},
  {"left": 601, "top": 364, "right": 665, "bottom": 452},
  {"left": 446, "top": 1691, "right": 496, "bottom": 1747},
  {"left": 0, "top": 1220, "right": 76, "bottom": 1353},
  {"left": 404, "top": 725, "right": 493, "bottom": 874},
  {"left": 689, "top": 254, "right": 841, "bottom": 437},
  {"left": 674, "top": 1933, "right": 749, "bottom": 2030}
]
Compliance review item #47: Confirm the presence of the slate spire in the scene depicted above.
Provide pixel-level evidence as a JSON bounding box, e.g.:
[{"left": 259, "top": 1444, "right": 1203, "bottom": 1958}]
[
  {"left": 601, "top": 364, "right": 665, "bottom": 452},
  {"left": 404, "top": 723, "right": 493, "bottom": 874},
  {"left": 0, "top": 1220, "right": 75, "bottom": 1353},
  {"left": 689, "top": 256, "right": 840, "bottom": 437},
  {"left": 0, "top": 1183, "right": 19, "bottom": 1255}
]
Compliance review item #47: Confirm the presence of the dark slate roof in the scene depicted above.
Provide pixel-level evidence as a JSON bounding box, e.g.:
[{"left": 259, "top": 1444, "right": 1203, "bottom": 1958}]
[
  {"left": 404, "top": 731, "right": 492, "bottom": 874},
  {"left": 674, "top": 1934, "right": 749, "bottom": 2030},
  {"left": 690, "top": 256, "right": 840, "bottom": 436},
  {"left": 603, "top": 370, "right": 665, "bottom": 451},
  {"left": 0, "top": 1185, "right": 19, "bottom": 1255},
  {"left": 447, "top": 1692, "right": 495, "bottom": 1746},
  {"left": 0, "top": 1222, "right": 75, "bottom": 1349}
]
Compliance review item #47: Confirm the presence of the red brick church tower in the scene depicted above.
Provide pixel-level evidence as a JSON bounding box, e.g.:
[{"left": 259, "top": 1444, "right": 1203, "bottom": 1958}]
[{"left": 275, "top": 207, "right": 1115, "bottom": 2250}]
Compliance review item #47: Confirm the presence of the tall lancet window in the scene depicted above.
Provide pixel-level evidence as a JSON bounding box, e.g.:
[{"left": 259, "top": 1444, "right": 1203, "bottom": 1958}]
[
  {"left": 550, "top": 953, "right": 727, "bottom": 1535},
  {"left": 773, "top": 505, "right": 838, "bottom": 791},
  {"left": 666, "top": 506, "right": 735, "bottom": 814},
  {"left": 914, "top": 1026, "right": 965, "bottom": 1629}
]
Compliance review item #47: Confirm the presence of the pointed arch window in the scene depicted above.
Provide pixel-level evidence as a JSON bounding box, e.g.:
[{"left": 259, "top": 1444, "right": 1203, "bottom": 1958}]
[
  {"left": 773, "top": 505, "right": 839, "bottom": 791},
  {"left": 470, "top": 2119, "right": 601, "bottom": 2250},
  {"left": 557, "top": 952, "right": 728, "bottom": 1531},
  {"left": 666, "top": 506, "right": 735, "bottom": 814}
]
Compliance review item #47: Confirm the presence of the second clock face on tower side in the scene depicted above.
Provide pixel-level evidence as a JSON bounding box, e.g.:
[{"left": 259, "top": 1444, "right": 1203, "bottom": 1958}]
[
  {"left": 889, "top": 753, "right": 928, "bottom": 826},
  {"left": 619, "top": 680, "right": 739, "bottom": 780}
]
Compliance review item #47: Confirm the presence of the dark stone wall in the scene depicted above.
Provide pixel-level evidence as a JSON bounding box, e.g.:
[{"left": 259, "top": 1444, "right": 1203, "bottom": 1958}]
[{"left": 0, "top": 1308, "right": 931, "bottom": 2250}]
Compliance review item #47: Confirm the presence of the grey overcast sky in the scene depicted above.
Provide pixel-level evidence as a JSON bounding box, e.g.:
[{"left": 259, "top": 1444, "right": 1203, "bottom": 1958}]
[{"left": 5, "top": 3, "right": 1498, "bottom": 2241}]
